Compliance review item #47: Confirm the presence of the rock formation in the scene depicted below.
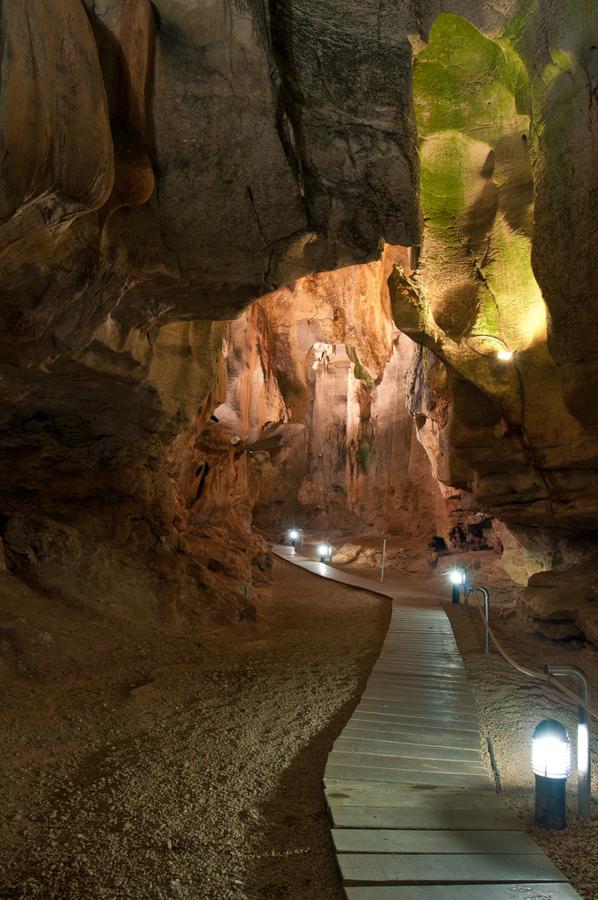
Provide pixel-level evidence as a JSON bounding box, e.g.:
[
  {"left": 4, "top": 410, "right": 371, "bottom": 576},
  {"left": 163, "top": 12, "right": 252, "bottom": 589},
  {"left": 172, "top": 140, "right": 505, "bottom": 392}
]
[{"left": 0, "top": 1, "right": 597, "bottom": 638}]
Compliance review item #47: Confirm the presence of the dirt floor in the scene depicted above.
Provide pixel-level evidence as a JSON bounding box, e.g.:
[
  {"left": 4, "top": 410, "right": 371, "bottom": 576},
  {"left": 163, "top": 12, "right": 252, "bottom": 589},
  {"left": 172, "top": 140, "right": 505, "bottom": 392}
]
[{"left": 0, "top": 559, "right": 389, "bottom": 899}]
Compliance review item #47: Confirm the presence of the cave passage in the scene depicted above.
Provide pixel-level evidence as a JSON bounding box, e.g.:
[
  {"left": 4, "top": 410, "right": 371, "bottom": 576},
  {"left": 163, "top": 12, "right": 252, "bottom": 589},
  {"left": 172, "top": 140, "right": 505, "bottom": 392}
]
[{"left": 0, "top": 2, "right": 597, "bottom": 899}]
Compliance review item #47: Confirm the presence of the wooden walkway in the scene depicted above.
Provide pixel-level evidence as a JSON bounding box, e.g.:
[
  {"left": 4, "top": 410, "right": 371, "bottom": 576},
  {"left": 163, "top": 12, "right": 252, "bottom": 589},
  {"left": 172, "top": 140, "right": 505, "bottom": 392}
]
[{"left": 273, "top": 546, "right": 582, "bottom": 900}]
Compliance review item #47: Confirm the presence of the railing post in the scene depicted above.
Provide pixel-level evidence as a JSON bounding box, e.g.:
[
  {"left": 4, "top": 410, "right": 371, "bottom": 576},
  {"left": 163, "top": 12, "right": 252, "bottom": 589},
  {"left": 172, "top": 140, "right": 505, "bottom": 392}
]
[
  {"left": 469, "top": 586, "right": 490, "bottom": 655},
  {"left": 380, "top": 538, "right": 387, "bottom": 584},
  {"left": 545, "top": 664, "right": 592, "bottom": 820}
]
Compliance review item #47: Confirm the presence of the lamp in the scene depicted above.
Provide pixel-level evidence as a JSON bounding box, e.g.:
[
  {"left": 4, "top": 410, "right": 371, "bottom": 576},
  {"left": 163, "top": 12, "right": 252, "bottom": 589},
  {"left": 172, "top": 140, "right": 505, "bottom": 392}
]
[
  {"left": 318, "top": 543, "right": 331, "bottom": 563},
  {"left": 467, "top": 334, "right": 515, "bottom": 361},
  {"left": 496, "top": 349, "right": 514, "bottom": 362},
  {"left": 289, "top": 528, "right": 299, "bottom": 548},
  {"left": 447, "top": 567, "right": 466, "bottom": 604},
  {"left": 532, "top": 718, "right": 571, "bottom": 829}
]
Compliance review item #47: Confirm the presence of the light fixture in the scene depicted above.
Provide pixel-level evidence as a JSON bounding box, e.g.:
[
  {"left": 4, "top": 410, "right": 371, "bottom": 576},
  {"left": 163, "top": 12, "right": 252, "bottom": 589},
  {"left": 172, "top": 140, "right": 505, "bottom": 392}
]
[
  {"left": 496, "top": 349, "right": 514, "bottom": 361},
  {"left": 467, "top": 334, "right": 515, "bottom": 361},
  {"left": 289, "top": 528, "right": 299, "bottom": 548},
  {"left": 446, "top": 567, "right": 466, "bottom": 605},
  {"left": 532, "top": 718, "right": 570, "bottom": 829},
  {"left": 532, "top": 719, "right": 571, "bottom": 779},
  {"left": 318, "top": 543, "right": 331, "bottom": 562},
  {"left": 448, "top": 568, "right": 465, "bottom": 585}
]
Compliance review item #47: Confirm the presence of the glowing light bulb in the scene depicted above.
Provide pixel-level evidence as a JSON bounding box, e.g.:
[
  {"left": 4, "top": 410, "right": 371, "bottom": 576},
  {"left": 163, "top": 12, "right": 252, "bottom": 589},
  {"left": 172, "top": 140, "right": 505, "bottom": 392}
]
[
  {"left": 496, "top": 349, "right": 514, "bottom": 361},
  {"left": 289, "top": 529, "right": 299, "bottom": 541},
  {"left": 448, "top": 568, "right": 465, "bottom": 586},
  {"left": 318, "top": 543, "right": 330, "bottom": 561},
  {"left": 532, "top": 719, "right": 571, "bottom": 779}
]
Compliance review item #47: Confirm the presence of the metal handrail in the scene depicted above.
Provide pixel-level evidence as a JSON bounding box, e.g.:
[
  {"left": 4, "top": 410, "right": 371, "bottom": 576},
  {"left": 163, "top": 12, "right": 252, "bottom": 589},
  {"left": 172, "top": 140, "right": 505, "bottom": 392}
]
[{"left": 472, "top": 596, "right": 595, "bottom": 819}]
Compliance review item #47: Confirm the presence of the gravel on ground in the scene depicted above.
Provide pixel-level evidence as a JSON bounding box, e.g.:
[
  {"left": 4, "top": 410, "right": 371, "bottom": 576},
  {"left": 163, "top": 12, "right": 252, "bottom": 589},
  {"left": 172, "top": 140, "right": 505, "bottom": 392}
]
[{"left": 0, "top": 559, "right": 389, "bottom": 899}]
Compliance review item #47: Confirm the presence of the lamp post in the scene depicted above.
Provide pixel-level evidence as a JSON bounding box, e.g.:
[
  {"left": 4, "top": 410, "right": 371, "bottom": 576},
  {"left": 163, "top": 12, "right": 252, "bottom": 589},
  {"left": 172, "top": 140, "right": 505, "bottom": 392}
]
[
  {"left": 380, "top": 537, "right": 387, "bottom": 584},
  {"left": 532, "top": 718, "right": 571, "bottom": 829},
  {"left": 289, "top": 528, "right": 300, "bottom": 549},
  {"left": 468, "top": 585, "right": 490, "bottom": 655},
  {"left": 448, "top": 568, "right": 466, "bottom": 604},
  {"left": 318, "top": 542, "right": 332, "bottom": 563}
]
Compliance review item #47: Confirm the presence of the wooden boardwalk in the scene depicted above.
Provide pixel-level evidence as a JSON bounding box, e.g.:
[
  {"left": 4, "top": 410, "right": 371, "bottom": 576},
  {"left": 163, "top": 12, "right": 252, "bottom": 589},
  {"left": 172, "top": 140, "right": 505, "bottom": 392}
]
[{"left": 273, "top": 546, "right": 582, "bottom": 900}]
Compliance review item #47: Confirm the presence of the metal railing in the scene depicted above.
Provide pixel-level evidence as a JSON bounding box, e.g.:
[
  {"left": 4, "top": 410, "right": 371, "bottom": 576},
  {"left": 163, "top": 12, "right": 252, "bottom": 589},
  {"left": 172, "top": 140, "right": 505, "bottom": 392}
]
[{"left": 472, "top": 593, "right": 595, "bottom": 819}]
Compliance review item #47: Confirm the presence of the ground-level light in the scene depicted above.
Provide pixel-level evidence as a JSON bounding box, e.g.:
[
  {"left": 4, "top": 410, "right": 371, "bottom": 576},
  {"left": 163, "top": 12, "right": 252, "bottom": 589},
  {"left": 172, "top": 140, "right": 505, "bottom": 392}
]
[
  {"left": 447, "top": 567, "right": 466, "bottom": 604},
  {"left": 289, "top": 528, "right": 300, "bottom": 548},
  {"left": 496, "top": 349, "right": 514, "bottom": 361},
  {"left": 318, "top": 543, "right": 332, "bottom": 562},
  {"left": 532, "top": 718, "right": 571, "bottom": 829},
  {"left": 448, "top": 568, "right": 466, "bottom": 586}
]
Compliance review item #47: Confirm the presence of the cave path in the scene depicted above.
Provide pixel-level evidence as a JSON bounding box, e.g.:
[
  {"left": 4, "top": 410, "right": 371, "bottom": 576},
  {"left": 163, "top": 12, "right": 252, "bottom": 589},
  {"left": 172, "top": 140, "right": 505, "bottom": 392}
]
[{"left": 273, "top": 546, "right": 582, "bottom": 900}]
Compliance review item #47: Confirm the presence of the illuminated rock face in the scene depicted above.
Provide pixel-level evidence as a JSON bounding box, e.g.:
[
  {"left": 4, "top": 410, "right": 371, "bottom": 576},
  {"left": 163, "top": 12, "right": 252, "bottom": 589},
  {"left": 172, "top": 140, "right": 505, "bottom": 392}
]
[
  {"left": 390, "top": 8, "right": 598, "bottom": 534},
  {"left": 223, "top": 250, "right": 448, "bottom": 537}
]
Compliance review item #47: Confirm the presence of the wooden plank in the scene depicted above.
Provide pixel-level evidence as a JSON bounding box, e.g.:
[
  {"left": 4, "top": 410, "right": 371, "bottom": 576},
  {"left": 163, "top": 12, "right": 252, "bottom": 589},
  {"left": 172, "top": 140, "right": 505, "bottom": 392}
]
[
  {"left": 325, "top": 764, "right": 490, "bottom": 787},
  {"left": 344, "top": 884, "right": 582, "bottom": 900},
  {"left": 324, "top": 781, "right": 499, "bottom": 807},
  {"left": 328, "top": 751, "right": 486, "bottom": 776},
  {"left": 332, "top": 829, "right": 539, "bottom": 854},
  {"left": 338, "top": 852, "right": 566, "bottom": 885},
  {"left": 335, "top": 738, "right": 482, "bottom": 763},
  {"left": 343, "top": 724, "right": 481, "bottom": 750},
  {"left": 329, "top": 805, "right": 524, "bottom": 831}
]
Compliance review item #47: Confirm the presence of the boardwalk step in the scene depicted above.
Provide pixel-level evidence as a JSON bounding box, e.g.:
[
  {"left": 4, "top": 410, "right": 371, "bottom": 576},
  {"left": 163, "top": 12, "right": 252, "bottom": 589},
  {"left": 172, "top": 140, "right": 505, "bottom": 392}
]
[
  {"left": 324, "top": 782, "right": 499, "bottom": 807},
  {"left": 328, "top": 751, "right": 486, "bottom": 775},
  {"left": 332, "top": 829, "right": 538, "bottom": 854},
  {"left": 334, "top": 738, "right": 483, "bottom": 763},
  {"left": 329, "top": 805, "right": 524, "bottom": 830},
  {"left": 345, "top": 884, "right": 582, "bottom": 900},
  {"left": 338, "top": 852, "right": 566, "bottom": 885},
  {"left": 325, "top": 764, "right": 490, "bottom": 787},
  {"left": 343, "top": 724, "right": 481, "bottom": 750}
]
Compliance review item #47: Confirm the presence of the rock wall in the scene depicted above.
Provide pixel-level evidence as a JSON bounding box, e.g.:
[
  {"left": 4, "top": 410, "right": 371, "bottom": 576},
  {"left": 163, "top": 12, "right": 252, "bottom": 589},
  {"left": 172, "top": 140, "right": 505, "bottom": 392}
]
[
  {"left": 389, "top": 8, "right": 598, "bottom": 536},
  {"left": 224, "top": 248, "right": 448, "bottom": 538}
]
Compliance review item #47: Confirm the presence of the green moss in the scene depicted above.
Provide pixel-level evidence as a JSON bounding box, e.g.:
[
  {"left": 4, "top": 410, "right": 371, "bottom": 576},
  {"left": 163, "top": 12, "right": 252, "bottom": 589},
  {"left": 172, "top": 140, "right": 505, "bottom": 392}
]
[
  {"left": 347, "top": 347, "right": 374, "bottom": 386},
  {"left": 412, "top": 12, "right": 544, "bottom": 349}
]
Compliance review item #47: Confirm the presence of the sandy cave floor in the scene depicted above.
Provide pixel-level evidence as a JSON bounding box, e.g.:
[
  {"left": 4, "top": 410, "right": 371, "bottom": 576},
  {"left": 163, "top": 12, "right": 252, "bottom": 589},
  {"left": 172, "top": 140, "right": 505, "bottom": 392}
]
[{"left": 0, "top": 559, "right": 389, "bottom": 899}]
